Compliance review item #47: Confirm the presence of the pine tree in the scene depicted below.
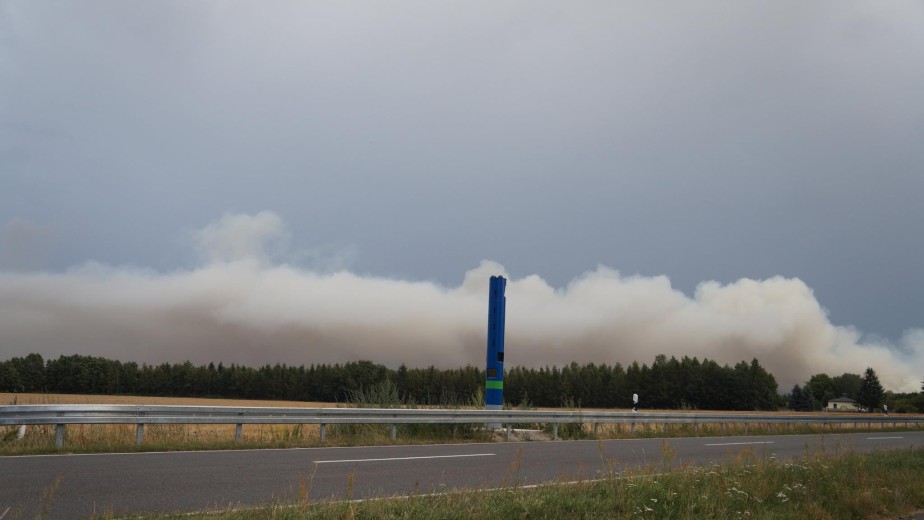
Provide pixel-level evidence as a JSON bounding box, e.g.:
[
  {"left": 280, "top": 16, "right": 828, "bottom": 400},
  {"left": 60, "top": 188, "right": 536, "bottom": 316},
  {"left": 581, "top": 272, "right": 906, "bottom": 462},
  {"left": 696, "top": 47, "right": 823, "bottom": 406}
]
[
  {"left": 857, "top": 367, "right": 885, "bottom": 412},
  {"left": 801, "top": 384, "right": 816, "bottom": 411},
  {"left": 788, "top": 385, "right": 806, "bottom": 411}
]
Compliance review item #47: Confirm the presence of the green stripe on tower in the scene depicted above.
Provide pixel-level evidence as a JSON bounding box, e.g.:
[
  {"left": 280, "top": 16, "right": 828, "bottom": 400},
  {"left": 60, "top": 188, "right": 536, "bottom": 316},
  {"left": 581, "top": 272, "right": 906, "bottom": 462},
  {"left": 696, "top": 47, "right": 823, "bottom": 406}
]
[{"left": 485, "top": 380, "right": 503, "bottom": 390}]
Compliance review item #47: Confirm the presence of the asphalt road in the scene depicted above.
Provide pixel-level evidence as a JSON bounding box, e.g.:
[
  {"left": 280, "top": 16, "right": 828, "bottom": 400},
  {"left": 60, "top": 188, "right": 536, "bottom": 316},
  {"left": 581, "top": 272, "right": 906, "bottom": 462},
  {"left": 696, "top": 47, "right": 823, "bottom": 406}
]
[{"left": 2, "top": 431, "right": 921, "bottom": 519}]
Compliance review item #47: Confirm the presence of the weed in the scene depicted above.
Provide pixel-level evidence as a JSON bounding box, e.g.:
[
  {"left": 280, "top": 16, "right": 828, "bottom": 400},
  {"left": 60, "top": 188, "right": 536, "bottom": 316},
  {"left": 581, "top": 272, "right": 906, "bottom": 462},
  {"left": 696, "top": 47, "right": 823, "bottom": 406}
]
[{"left": 33, "top": 475, "right": 62, "bottom": 520}]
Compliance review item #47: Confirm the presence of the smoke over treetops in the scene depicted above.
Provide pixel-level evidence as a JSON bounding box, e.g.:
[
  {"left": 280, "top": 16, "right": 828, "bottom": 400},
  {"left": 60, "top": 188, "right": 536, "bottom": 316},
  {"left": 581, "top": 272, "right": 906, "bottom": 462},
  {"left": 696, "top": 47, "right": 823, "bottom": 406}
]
[{"left": 1, "top": 212, "right": 921, "bottom": 392}]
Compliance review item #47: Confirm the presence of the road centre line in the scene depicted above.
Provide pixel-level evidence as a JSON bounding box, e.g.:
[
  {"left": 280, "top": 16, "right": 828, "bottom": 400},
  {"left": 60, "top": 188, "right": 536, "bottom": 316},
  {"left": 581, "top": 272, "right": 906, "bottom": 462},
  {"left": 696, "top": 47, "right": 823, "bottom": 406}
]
[
  {"left": 314, "top": 453, "right": 495, "bottom": 464},
  {"left": 867, "top": 436, "right": 903, "bottom": 440},
  {"left": 704, "top": 441, "right": 774, "bottom": 446}
]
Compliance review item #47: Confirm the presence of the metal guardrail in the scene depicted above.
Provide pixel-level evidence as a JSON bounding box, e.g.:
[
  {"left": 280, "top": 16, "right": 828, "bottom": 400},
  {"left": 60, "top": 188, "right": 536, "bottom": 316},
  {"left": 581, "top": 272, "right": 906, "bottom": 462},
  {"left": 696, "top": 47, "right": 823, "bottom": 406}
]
[{"left": 2, "top": 405, "right": 922, "bottom": 449}]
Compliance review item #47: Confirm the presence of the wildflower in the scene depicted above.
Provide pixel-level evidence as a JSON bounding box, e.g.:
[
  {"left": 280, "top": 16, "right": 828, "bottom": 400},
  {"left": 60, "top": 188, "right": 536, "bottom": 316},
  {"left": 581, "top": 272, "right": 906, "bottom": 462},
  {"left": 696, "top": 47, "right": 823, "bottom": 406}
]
[{"left": 651, "top": 498, "right": 658, "bottom": 503}]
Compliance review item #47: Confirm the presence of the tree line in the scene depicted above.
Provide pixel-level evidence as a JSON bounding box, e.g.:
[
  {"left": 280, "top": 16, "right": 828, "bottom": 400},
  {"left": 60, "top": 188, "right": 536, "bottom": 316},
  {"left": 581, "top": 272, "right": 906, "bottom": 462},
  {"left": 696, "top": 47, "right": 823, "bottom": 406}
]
[
  {"left": 0, "top": 352, "right": 787, "bottom": 410},
  {"left": 504, "top": 355, "right": 780, "bottom": 410}
]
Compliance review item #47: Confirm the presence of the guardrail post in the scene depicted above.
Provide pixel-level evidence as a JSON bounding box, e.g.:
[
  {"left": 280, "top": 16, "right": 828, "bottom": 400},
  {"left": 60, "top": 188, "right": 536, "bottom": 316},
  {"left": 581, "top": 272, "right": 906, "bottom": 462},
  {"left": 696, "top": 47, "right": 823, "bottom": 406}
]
[
  {"left": 452, "top": 424, "right": 458, "bottom": 438},
  {"left": 630, "top": 421, "right": 635, "bottom": 433},
  {"left": 744, "top": 423, "right": 749, "bottom": 434},
  {"left": 390, "top": 424, "right": 397, "bottom": 440},
  {"left": 135, "top": 424, "right": 144, "bottom": 445},
  {"left": 235, "top": 424, "right": 243, "bottom": 442},
  {"left": 319, "top": 423, "right": 326, "bottom": 442},
  {"left": 55, "top": 424, "right": 65, "bottom": 449},
  {"left": 552, "top": 423, "right": 558, "bottom": 440},
  {"left": 593, "top": 422, "right": 598, "bottom": 436},
  {"left": 17, "top": 425, "right": 26, "bottom": 440},
  {"left": 505, "top": 424, "right": 512, "bottom": 441}
]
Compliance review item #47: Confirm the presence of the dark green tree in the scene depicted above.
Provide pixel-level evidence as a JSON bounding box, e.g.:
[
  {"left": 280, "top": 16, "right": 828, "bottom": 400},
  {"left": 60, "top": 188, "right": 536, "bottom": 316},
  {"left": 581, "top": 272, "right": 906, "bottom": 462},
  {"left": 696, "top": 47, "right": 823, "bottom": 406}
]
[
  {"left": 10, "top": 353, "right": 45, "bottom": 391},
  {"left": 787, "top": 385, "right": 811, "bottom": 411},
  {"left": 0, "top": 361, "right": 23, "bottom": 392},
  {"left": 802, "top": 384, "right": 817, "bottom": 411},
  {"left": 857, "top": 367, "right": 885, "bottom": 412},
  {"left": 832, "top": 373, "right": 863, "bottom": 400},
  {"left": 806, "top": 373, "right": 834, "bottom": 409}
]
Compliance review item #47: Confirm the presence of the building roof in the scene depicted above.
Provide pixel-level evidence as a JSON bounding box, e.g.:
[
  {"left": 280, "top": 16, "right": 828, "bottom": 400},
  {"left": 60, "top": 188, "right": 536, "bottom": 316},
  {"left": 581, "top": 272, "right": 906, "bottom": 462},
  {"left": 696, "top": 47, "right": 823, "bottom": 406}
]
[{"left": 828, "top": 396, "right": 857, "bottom": 403}]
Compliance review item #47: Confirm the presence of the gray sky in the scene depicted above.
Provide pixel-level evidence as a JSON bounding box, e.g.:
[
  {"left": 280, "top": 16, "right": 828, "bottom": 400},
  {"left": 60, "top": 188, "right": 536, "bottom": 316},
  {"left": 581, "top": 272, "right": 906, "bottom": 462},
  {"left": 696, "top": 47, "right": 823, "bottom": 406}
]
[{"left": 2, "top": 1, "right": 923, "bottom": 391}]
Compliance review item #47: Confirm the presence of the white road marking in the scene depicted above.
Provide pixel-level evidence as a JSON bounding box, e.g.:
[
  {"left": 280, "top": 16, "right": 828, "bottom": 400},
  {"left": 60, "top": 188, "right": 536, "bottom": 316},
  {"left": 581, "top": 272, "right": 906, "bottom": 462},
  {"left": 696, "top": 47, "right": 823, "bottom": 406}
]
[
  {"left": 704, "top": 441, "right": 774, "bottom": 446},
  {"left": 867, "top": 436, "right": 903, "bottom": 440},
  {"left": 314, "top": 453, "right": 495, "bottom": 464}
]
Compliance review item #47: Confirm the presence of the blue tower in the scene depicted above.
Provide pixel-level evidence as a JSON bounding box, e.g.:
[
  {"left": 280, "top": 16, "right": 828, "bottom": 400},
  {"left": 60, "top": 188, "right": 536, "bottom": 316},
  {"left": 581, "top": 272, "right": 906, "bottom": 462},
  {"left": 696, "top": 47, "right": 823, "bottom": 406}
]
[{"left": 485, "top": 275, "right": 506, "bottom": 411}]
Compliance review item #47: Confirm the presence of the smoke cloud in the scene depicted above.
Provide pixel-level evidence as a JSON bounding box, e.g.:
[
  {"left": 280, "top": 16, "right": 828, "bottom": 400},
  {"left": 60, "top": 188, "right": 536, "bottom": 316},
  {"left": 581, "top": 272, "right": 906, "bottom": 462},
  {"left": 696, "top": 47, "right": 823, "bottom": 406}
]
[
  {"left": 1, "top": 212, "right": 921, "bottom": 392},
  {"left": 0, "top": 219, "right": 54, "bottom": 272}
]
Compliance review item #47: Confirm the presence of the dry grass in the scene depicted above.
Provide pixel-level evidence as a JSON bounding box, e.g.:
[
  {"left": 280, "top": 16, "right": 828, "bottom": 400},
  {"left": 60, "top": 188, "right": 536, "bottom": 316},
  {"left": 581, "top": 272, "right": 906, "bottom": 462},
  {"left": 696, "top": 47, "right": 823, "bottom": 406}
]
[
  {"left": 1, "top": 393, "right": 497, "bottom": 454},
  {"left": 2, "top": 392, "right": 337, "bottom": 408},
  {"left": 2, "top": 393, "right": 340, "bottom": 454}
]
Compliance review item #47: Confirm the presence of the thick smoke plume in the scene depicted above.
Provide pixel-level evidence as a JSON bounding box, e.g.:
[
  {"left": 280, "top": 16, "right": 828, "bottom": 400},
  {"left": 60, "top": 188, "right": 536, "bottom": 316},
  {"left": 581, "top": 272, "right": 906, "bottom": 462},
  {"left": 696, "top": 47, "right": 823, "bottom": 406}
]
[{"left": 1, "top": 212, "right": 922, "bottom": 392}]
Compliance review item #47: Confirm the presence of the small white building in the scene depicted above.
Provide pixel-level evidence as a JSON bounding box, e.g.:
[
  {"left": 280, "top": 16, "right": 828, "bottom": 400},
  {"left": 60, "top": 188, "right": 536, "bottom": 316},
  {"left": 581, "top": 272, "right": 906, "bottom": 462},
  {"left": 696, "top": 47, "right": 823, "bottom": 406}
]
[{"left": 825, "top": 396, "right": 863, "bottom": 412}]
